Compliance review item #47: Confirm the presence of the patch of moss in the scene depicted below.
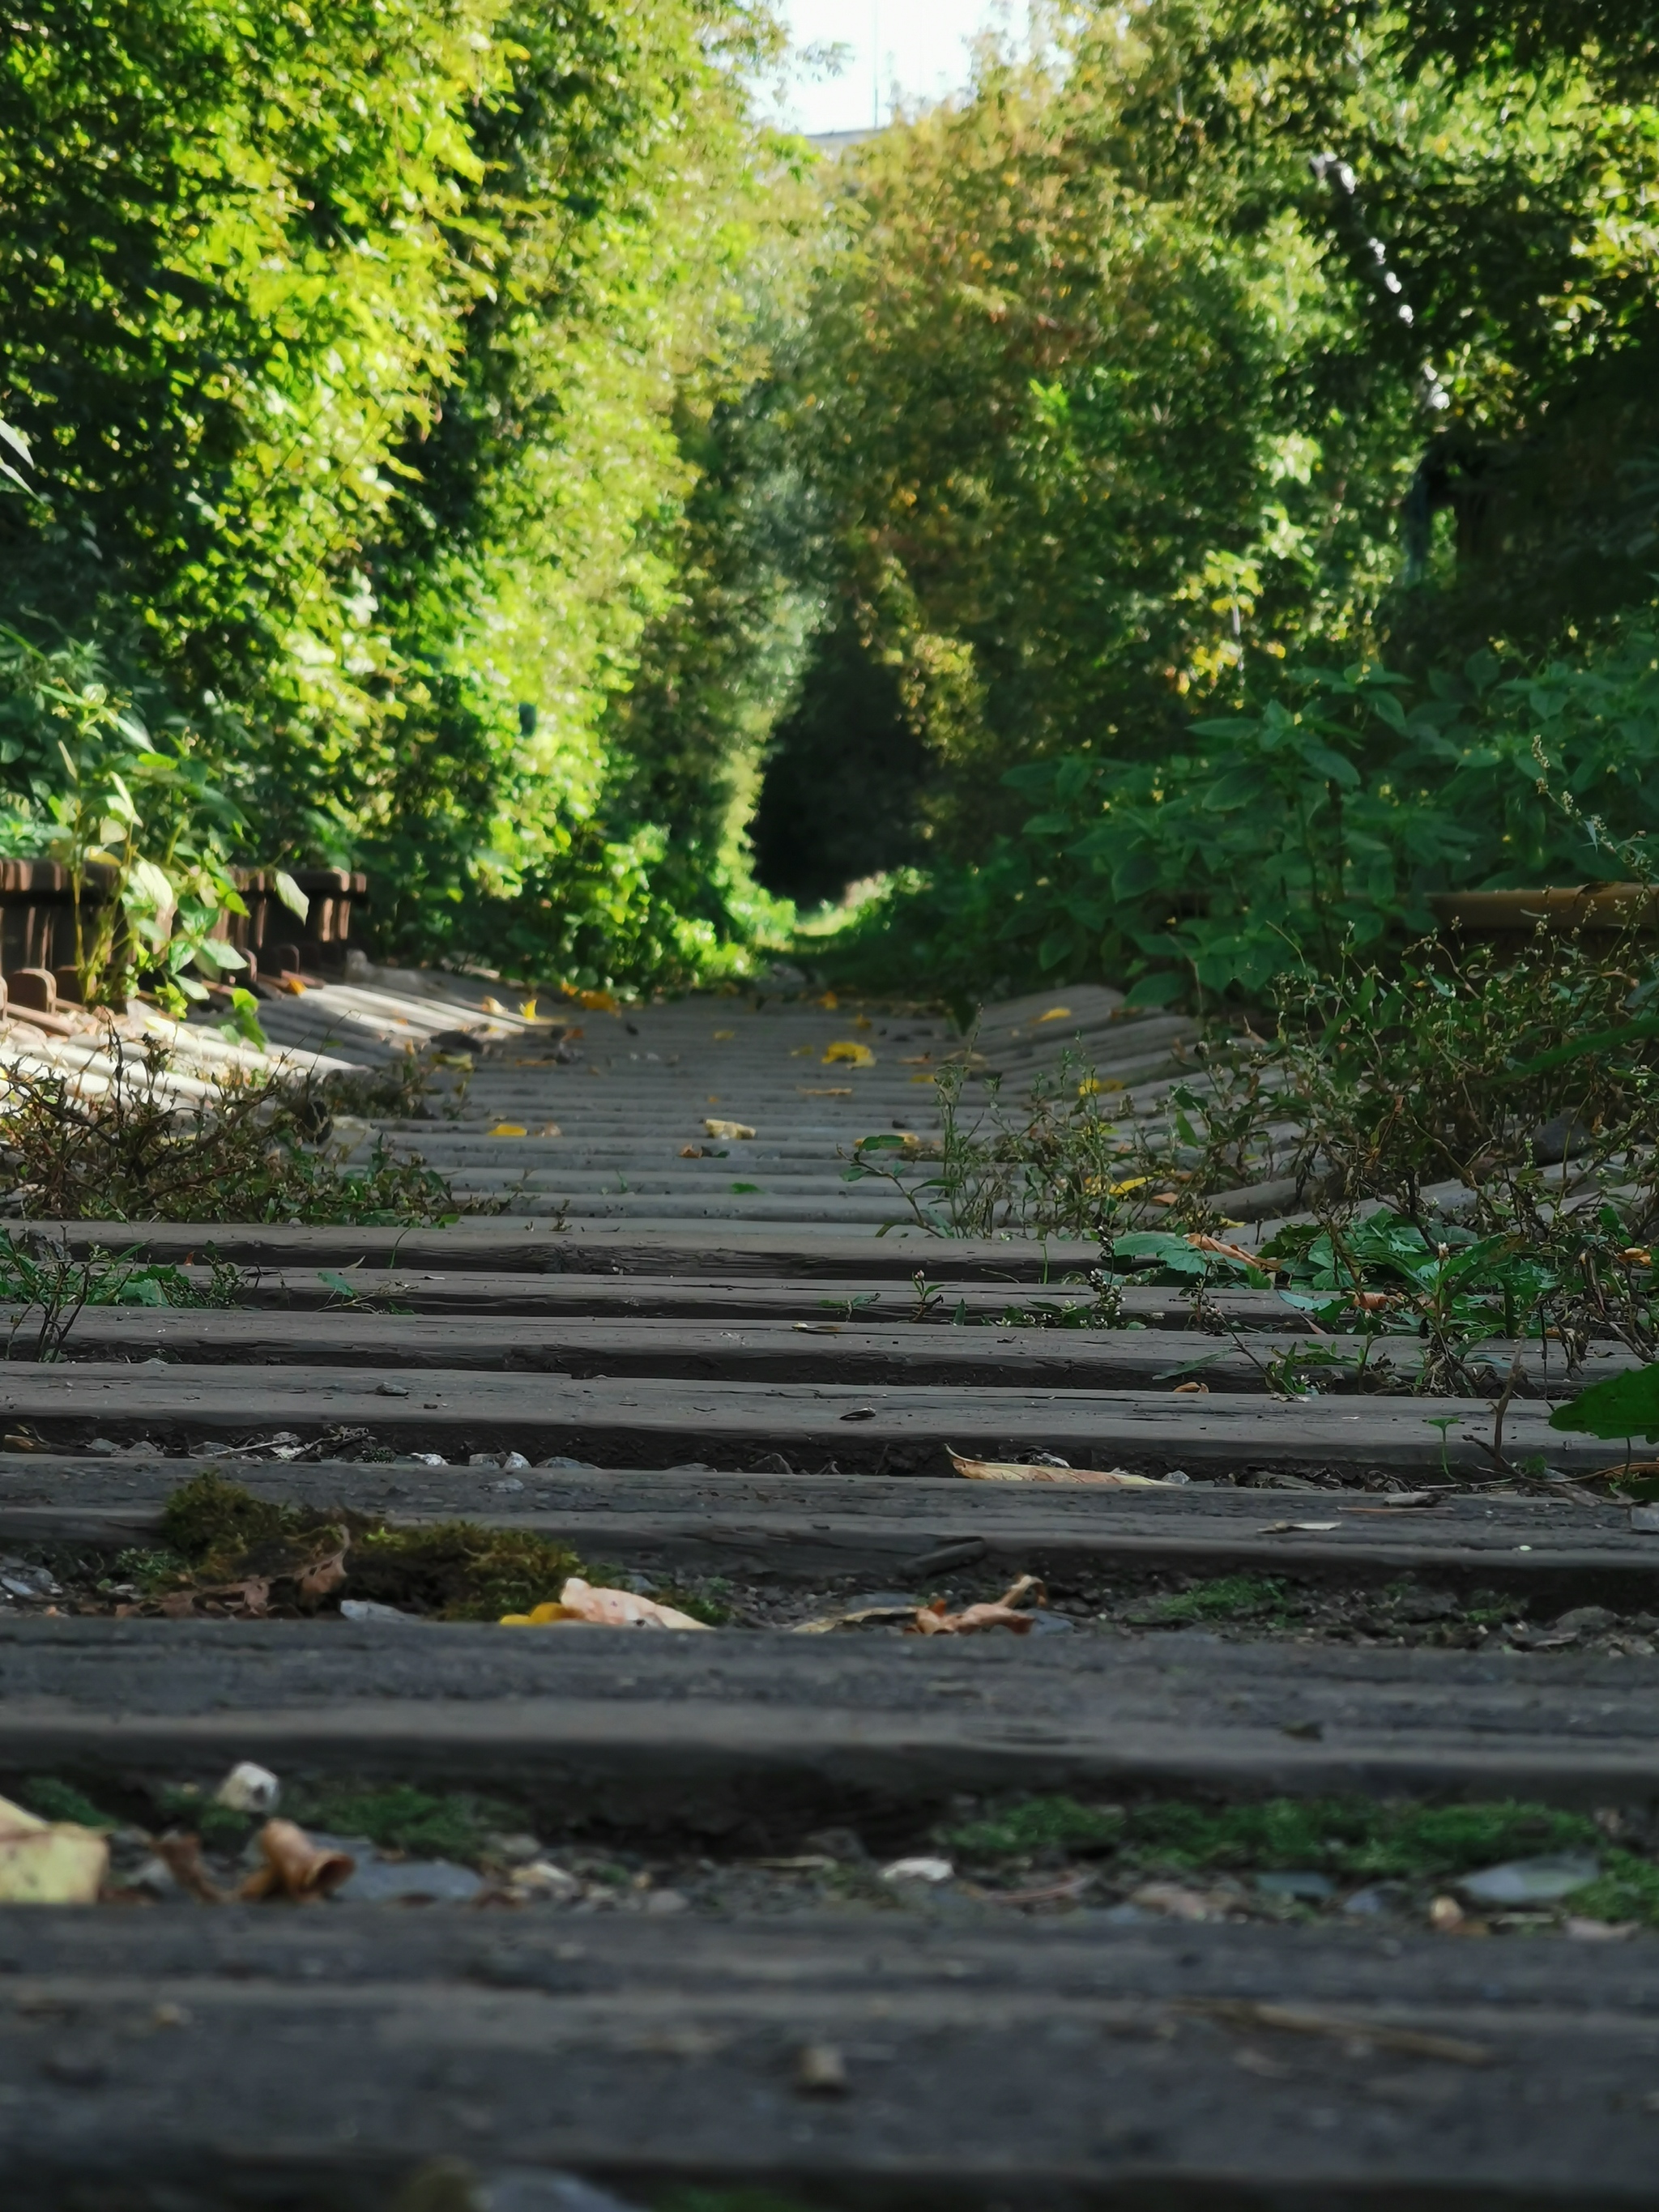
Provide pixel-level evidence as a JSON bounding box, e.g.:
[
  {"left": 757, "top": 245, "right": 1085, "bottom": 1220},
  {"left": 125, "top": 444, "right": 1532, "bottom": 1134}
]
[
  {"left": 348, "top": 1520, "right": 584, "bottom": 1622},
  {"left": 282, "top": 1784, "right": 515, "bottom": 1863},
  {"left": 152, "top": 1784, "right": 254, "bottom": 1848},
  {"left": 945, "top": 1795, "right": 1125, "bottom": 1859},
  {"left": 152, "top": 1474, "right": 585, "bottom": 1620},
  {"left": 109, "top": 1545, "right": 190, "bottom": 1592},
  {"left": 1550, "top": 1849, "right": 1659, "bottom": 1928},
  {"left": 652, "top": 1582, "right": 733, "bottom": 1627},
  {"left": 160, "top": 1471, "right": 308, "bottom": 1579},
  {"left": 944, "top": 1791, "right": 1601, "bottom": 1879},
  {"left": 1152, "top": 1574, "right": 1293, "bottom": 1624},
  {"left": 18, "top": 1777, "right": 117, "bottom": 1830}
]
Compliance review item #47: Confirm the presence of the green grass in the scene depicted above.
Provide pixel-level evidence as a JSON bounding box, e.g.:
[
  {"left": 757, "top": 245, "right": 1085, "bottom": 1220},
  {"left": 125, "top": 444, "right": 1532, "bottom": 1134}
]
[
  {"left": 944, "top": 1792, "right": 1602, "bottom": 1882},
  {"left": 1149, "top": 1574, "right": 1294, "bottom": 1624},
  {"left": 280, "top": 1784, "right": 518, "bottom": 1863},
  {"left": 17, "top": 1777, "right": 119, "bottom": 1830}
]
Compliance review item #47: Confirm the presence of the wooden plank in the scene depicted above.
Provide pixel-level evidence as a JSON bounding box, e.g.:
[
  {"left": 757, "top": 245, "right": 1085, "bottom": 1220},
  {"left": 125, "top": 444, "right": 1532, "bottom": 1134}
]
[
  {"left": 0, "top": 1363, "right": 1612, "bottom": 1475},
  {"left": 33, "top": 1308, "right": 1636, "bottom": 1396},
  {"left": 134, "top": 1268, "right": 1317, "bottom": 1328},
  {"left": 38, "top": 1221, "right": 1103, "bottom": 1279},
  {"left": 1, "top": 1914, "right": 1656, "bottom": 2208},
  {"left": 2, "top": 1458, "right": 1656, "bottom": 1606},
  {"left": 0, "top": 1615, "right": 1655, "bottom": 1812},
  {"left": 0, "top": 1911, "right": 1654, "bottom": 2203}
]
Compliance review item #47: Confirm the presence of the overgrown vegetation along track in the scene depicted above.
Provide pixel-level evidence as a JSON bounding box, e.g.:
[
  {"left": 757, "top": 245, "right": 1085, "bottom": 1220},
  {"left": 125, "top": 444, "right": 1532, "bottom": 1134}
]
[{"left": 2, "top": 975, "right": 1657, "bottom": 2210}]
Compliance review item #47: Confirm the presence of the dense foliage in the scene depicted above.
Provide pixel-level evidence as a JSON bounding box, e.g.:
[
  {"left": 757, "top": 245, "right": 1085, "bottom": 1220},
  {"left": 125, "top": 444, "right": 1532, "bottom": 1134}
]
[
  {"left": 0, "top": 0, "right": 804, "bottom": 989},
  {"left": 3, "top": 0, "right": 1658, "bottom": 1001},
  {"left": 774, "top": 0, "right": 1659, "bottom": 999}
]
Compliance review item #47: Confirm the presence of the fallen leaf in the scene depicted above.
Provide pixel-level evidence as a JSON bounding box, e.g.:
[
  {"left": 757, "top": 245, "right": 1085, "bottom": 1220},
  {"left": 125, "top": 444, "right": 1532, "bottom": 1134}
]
[
  {"left": 1077, "top": 1076, "right": 1124, "bottom": 1096},
  {"left": 0, "top": 1792, "right": 108, "bottom": 1903},
  {"left": 880, "top": 1856, "right": 954, "bottom": 1884},
  {"left": 911, "top": 1573, "right": 1047, "bottom": 1635},
  {"left": 578, "top": 990, "right": 618, "bottom": 1012},
  {"left": 800, "top": 1086, "right": 854, "bottom": 1096},
  {"left": 153, "top": 1831, "right": 225, "bottom": 1904},
  {"left": 705, "top": 1118, "right": 756, "bottom": 1140},
  {"left": 1172, "top": 1380, "right": 1209, "bottom": 1395},
  {"left": 1132, "top": 1881, "right": 1233, "bottom": 1922},
  {"left": 1257, "top": 1520, "right": 1341, "bottom": 1534},
  {"left": 501, "top": 1576, "right": 714, "bottom": 1630},
  {"left": 519, "top": 998, "right": 539, "bottom": 1021},
  {"left": 967, "top": 1870, "right": 1095, "bottom": 1908},
  {"left": 296, "top": 1546, "right": 348, "bottom": 1605},
  {"left": 489, "top": 1123, "right": 527, "bottom": 1137},
  {"left": 239, "top": 1819, "right": 356, "bottom": 1903},
  {"left": 712, "top": 1029, "right": 736, "bottom": 1040},
  {"left": 1178, "top": 1999, "right": 1491, "bottom": 2066},
  {"left": 949, "top": 1448, "right": 1168, "bottom": 1488},
  {"left": 1187, "top": 1233, "right": 1278, "bottom": 1271},
  {"left": 823, "top": 1041, "right": 875, "bottom": 1067},
  {"left": 1036, "top": 1006, "right": 1073, "bottom": 1021}
]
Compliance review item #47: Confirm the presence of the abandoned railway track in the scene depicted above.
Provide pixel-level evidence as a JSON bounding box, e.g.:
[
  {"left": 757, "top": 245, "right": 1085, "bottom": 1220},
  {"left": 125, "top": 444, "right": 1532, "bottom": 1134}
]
[{"left": 0, "top": 972, "right": 1654, "bottom": 2210}]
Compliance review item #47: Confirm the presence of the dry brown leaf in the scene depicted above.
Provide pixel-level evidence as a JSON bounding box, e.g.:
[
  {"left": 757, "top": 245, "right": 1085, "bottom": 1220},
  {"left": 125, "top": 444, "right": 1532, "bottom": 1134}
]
[
  {"left": 1185, "top": 1233, "right": 1279, "bottom": 1272},
  {"left": 949, "top": 1448, "right": 1167, "bottom": 1488},
  {"left": 296, "top": 1547, "right": 348, "bottom": 1605},
  {"left": 911, "top": 1573, "right": 1047, "bottom": 1636},
  {"left": 501, "top": 1577, "right": 714, "bottom": 1630},
  {"left": 1177, "top": 1998, "right": 1491, "bottom": 2066},
  {"left": 153, "top": 1831, "right": 225, "bottom": 1904},
  {"left": 239, "top": 1819, "right": 356, "bottom": 1903},
  {"left": 0, "top": 1792, "right": 108, "bottom": 1903}
]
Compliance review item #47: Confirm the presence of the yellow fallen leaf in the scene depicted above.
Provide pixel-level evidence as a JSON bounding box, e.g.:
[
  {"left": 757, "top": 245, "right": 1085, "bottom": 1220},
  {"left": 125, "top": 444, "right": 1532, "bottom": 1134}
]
[
  {"left": 1037, "top": 1005, "right": 1073, "bottom": 1022},
  {"left": 502, "top": 1577, "right": 713, "bottom": 1630},
  {"left": 579, "top": 989, "right": 618, "bottom": 1012},
  {"left": 1109, "top": 1174, "right": 1151, "bottom": 1195},
  {"left": 1077, "top": 1076, "right": 1124, "bottom": 1096},
  {"left": 490, "top": 1123, "right": 527, "bottom": 1137},
  {"left": 824, "top": 1041, "right": 875, "bottom": 1067},
  {"left": 278, "top": 974, "right": 306, "bottom": 995},
  {"left": 519, "top": 997, "right": 539, "bottom": 1021},
  {"left": 0, "top": 1792, "right": 108, "bottom": 1903},
  {"left": 791, "top": 1044, "right": 817, "bottom": 1057},
  {"left": 949, "top": 1449, "right": 1170, "bottom": 1488},
  {"left": 853, "top": 1015, "right": 872, "bottom": 1030},
  {"left": 481, "top": 996, "right": 505, "bottom": 1015},
  {"left": 910, "top": 1072, "right": 936, "bottom": 1084},
  {"left": 815, "top": 991, "right": 839, "bottom": 1009},
  {"left": 713, "top": 1029, "right": 736, "bottom": 1040},
  {"left": 706, "top": 1117, "right": 756, "bottom": 1140}
]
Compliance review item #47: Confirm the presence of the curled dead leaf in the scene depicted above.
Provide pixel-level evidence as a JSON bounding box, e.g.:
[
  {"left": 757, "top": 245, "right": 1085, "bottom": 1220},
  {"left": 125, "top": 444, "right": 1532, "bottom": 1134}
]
[
  {"left": 949, "top": 1448, "right": 1168, "bottom": 1488},
  {"left": 501, "top": 1576, "right": 713, "bottom": 1630},
  {"left": 153, "top": 1831, "right": 225, "bottom": 1904},
  {"left": 705, "top": 1118, "right": 755, "bottom": 1140},
  {"left": 911, "top": 1573, "right": 1047, "bottom": 1636},
  {"left": 239, "top": 1819, "right": 356, "bottom": 1903}
]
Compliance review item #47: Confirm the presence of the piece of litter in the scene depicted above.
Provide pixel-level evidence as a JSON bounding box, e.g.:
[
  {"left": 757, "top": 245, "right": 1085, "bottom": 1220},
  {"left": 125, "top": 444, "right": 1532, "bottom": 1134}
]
[
  {"left": 911, "top": 1573, "right": 1047, "bottom": 1636},
  {"left": 374, "top": 1381, "right": 409, "bottom": 1397},
  {"left": 339, "top": 1599, "right": 416, "bottom": 1623},
  {"left": 880, "top": 1856, "right": 953, "bottom": 1886},
  {"left": 1258, "top": 1521, "right": 1340, "bottom": 1534},
  {"left": 795, "top": 2042, "right": 850, "bottom": 2095},
  {"left": 215, "top": 1762, "right": 280, "bottom": 1815},
  {"left": 1456, "top": 1852, "right": 1600, "bottom": 1905}
]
